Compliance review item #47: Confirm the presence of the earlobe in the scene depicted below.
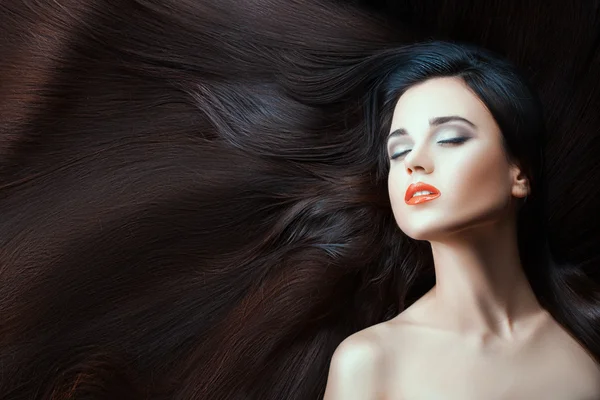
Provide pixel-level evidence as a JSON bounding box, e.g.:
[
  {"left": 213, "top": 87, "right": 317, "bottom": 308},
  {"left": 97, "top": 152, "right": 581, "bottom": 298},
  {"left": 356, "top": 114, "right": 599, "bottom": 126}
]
[{"left": 511, "top": 186, "right": 528, "bottom": 200}]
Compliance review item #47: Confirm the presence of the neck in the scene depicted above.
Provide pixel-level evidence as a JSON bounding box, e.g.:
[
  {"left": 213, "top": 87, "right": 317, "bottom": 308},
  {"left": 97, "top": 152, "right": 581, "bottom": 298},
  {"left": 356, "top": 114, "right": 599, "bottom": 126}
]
[{"left": 425, "top": 217, "right": 545, "bottom": 342}]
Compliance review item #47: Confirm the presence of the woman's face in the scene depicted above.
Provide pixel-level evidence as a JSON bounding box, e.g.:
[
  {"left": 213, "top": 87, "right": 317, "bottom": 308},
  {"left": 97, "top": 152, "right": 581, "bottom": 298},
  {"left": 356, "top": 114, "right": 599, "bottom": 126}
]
[{"left": 386, "top": 77, "right": 527, "bottom": 241}]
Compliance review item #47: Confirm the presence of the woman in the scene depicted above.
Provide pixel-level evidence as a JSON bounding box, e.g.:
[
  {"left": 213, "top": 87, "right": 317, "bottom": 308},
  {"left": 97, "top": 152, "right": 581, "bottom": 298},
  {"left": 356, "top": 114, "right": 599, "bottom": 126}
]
[
  {"left": 1, "top": 1, "right": 598, "bottom": 398},
  {"left": 322, "top": 42, "right": 600, "bottom": 399}
]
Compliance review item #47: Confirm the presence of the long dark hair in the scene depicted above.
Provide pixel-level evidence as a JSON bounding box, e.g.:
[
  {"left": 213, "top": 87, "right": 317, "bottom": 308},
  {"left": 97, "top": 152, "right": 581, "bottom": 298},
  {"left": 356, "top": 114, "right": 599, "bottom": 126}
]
[
  {"left": 289, "top": 38, "right": 600, "bottom": 363},
  {"left": 0, "top": 1, "right": 402, "bottom": 399},
  {"left": 1, "top": 1, "right": 599, "bottom": 399}
]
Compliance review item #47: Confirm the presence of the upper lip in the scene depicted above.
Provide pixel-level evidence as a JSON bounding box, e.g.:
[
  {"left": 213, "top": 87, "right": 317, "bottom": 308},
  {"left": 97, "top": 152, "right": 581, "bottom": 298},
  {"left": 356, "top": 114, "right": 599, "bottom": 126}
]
[{"left": 405, "top": 182, "right": 440, "bottom": 202}]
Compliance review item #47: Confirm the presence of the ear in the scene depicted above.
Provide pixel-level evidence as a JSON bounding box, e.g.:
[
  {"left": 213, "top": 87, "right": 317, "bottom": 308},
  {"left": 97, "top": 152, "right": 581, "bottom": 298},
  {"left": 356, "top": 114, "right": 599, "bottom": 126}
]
[{"left": 510, "top": 164, "right": 529, "bottom": 199}]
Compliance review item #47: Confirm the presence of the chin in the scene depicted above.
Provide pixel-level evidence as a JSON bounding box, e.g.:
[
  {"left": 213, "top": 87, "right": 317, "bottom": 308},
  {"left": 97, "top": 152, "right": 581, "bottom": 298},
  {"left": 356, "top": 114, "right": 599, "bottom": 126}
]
[
  {"left": 397, "top": 212, "right": 462, "bottom": 241},
  {"left": 397, "top": 223, "right": 440, "bottom": 241}
]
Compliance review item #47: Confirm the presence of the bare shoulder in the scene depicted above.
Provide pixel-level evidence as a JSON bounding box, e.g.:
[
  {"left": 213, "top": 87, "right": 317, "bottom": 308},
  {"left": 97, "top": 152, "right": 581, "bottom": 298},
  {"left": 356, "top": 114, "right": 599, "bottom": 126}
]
[
  {"left": 323, "top": 328, "right": 388, "bottom": 400},
  {"left": 543, "top": 317, "right": 600, "bottom": 392}
]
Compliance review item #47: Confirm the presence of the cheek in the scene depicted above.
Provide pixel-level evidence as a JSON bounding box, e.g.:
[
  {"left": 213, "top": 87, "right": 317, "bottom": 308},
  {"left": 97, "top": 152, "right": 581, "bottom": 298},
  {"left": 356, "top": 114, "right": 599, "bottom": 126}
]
[
  {"left": 388, "top": 168, "right": 405, "bottom": 210},
  {"left": 451, "top": 150, "right": 512, "bottom": 206},
  {"left": 388, "top": 167, "right": 413, "bottom": 229}
]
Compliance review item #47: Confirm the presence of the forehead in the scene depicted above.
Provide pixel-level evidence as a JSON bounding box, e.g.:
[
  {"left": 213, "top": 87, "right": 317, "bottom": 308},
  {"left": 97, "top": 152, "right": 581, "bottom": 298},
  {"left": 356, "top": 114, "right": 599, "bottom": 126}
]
[{"left": 390, "top": 77, "right": 493, "bottom": 131}]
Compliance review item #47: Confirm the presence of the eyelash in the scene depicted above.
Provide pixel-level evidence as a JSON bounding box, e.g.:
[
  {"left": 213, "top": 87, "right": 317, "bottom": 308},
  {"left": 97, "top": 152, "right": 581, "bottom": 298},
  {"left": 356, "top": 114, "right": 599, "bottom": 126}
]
[{"left": 389, "top": 137, "right": 469, "bottom": 160}]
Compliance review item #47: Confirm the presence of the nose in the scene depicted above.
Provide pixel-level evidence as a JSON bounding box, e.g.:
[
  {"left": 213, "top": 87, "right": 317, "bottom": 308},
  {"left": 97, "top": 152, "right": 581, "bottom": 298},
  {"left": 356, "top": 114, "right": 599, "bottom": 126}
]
[{"left": 403, "top": 144, "right": 434, "bottom": 175}]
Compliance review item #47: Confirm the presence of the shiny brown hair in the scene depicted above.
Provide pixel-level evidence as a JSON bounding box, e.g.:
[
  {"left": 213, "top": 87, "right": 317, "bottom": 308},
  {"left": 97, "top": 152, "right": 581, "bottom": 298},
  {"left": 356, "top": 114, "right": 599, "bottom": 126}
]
[{"left": 1, "top": 0, "right": 599, "bottom": 399}]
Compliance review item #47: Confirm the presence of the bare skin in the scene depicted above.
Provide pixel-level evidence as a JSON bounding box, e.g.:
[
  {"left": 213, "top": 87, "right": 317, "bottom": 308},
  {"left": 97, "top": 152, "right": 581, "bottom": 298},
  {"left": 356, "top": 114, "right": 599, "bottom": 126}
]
[
  {"left": 326, "top": 293, "right": 600, "bottom": 400},
  {"left": 323, "top": 77, "right": 600, "bottom": 399},
  {"left": 324, "top": 298, "right": 600, "bottom": 400}
]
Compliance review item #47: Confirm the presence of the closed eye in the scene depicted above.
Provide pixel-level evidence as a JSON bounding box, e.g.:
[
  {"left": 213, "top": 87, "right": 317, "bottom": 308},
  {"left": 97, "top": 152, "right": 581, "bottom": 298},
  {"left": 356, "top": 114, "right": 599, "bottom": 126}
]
[
  {"left": 389, "top": 137, "right": 469, "bottom": 160},
  {"left": 439, "top": 137, "right": 469, "bottom": 145}
]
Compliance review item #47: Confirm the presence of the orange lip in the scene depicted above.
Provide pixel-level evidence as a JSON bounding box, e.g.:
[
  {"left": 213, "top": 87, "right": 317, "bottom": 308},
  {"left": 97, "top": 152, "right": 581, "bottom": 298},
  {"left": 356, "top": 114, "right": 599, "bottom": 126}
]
[{"left": 405, "top": 182, "right": 441, "bottom": 205}]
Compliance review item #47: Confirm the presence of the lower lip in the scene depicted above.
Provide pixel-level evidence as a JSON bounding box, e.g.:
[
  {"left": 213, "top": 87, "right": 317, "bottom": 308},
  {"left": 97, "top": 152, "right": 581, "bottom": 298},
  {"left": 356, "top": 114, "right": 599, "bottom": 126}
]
[{"left": 405, "top": 193, "right": 441, "bottom": 205}]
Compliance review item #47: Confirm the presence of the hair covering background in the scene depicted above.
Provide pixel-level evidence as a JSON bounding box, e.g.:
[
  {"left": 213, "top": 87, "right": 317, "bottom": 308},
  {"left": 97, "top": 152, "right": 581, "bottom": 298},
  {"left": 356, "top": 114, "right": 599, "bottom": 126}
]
[{"left": 0, "top": 0, "right": 598, "bottom": 399}]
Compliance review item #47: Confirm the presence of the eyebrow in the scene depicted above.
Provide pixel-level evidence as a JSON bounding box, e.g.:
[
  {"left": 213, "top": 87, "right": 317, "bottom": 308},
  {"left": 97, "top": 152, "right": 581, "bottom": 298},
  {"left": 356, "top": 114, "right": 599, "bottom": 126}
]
[{"left": 387, "top": 116, "right": 477, "bottom": 141}]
